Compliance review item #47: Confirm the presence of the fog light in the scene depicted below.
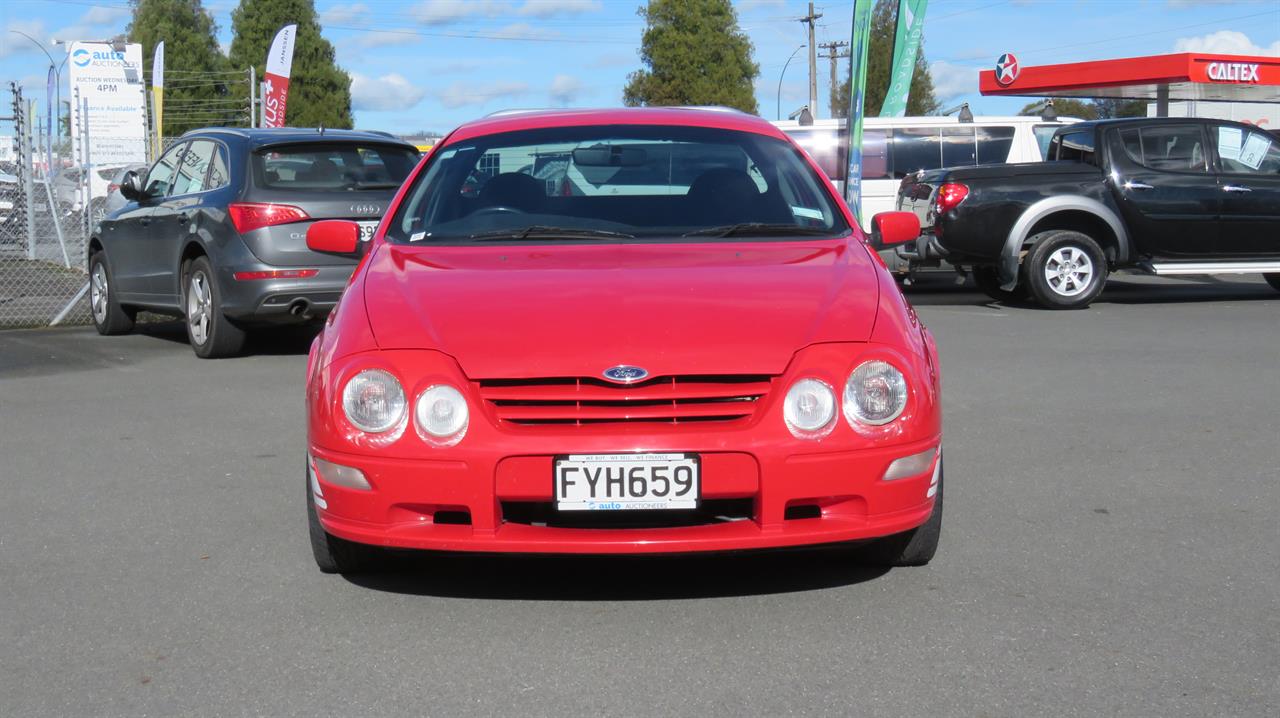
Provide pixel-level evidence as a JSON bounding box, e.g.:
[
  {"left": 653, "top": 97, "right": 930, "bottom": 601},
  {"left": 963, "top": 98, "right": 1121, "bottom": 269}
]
[
  {"left": 311, "top": 454, "right": 371, "bottom": 490},
  {"left": 883, "top": 447, "right": 937, "bottom": 482}
]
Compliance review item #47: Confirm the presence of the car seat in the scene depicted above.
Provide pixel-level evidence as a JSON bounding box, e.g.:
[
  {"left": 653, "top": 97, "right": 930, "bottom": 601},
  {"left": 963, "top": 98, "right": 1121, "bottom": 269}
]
[{"left": 478, "top": 172, "right": 546, "bottom": 213}]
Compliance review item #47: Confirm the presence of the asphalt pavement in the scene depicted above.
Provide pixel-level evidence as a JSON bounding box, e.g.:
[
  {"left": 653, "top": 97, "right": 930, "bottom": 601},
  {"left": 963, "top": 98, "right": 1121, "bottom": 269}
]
[{"left": 2, "top": 274, "right": 1278, "bottom": 716}]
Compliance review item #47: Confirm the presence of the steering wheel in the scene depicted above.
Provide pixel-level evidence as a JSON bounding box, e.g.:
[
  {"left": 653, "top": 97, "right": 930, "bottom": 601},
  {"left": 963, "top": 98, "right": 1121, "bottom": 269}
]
[{"left": 472, "top": 206, "right": 525, "bottom": 217}]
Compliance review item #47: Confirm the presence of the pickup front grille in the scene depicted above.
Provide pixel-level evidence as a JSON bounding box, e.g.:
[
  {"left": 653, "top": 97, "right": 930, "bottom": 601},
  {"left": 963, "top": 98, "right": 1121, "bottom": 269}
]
[{"left": 476, "top": 374, "right": 773, "bottom": 426}]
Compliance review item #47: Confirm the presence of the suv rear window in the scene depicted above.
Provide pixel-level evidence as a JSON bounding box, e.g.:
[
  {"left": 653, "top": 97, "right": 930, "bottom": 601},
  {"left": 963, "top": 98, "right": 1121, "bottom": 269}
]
[{"left": 253, "top": 143, "right": 419, "bottom": 190}]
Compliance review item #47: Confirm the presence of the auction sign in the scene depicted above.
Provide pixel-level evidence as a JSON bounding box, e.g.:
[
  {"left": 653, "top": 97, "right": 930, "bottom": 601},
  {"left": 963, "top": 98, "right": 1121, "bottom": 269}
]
[
  {"left": 68, "top": 42, "right": 148, "bottom": 166},
  {"left": 261, "top": 24, "right": 298, "bottom": 128}
]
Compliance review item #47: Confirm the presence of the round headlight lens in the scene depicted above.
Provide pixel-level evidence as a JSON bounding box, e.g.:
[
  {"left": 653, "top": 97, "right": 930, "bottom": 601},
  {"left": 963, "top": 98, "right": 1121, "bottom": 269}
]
[
  {"left": 843, "top": 360, "right": 908, "bottom": 426},
  {"left": 341, "top": 369, "right": 406, "bottom": 433},
  {"left": 415, "top": 384, "right": 469, "bottom": 444},
  {"left": 783, "top": 378, "right": 836, "bottom": 438}
]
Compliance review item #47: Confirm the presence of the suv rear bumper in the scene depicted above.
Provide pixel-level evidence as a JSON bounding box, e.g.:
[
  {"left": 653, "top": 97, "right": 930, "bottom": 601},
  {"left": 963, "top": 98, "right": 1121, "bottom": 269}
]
[{"left": 218, "top": 263, "right": 355, "bottom": 322}]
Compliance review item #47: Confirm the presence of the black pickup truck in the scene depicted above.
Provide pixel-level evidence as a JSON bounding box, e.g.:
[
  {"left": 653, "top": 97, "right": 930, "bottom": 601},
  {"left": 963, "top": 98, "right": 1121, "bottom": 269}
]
[{"left": 896, "top": 117, "right": 1280, "bottom": 308}]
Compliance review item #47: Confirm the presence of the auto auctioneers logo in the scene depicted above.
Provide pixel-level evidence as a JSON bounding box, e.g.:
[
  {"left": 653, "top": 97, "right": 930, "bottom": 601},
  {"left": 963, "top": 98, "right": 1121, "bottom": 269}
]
[
  {"left": 995, "top": 53, "right": 1020, "bottom": 86},
  {"left": 72, "top": 47, "right": 135, "bottom": 69},
  {"left": 72, "top": 49, "right": 91, "bottom": 67}
]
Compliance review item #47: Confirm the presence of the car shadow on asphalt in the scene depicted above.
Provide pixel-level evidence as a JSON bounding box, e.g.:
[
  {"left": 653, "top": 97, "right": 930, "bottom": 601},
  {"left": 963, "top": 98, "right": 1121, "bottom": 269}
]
[
  {"left": 342, "top": 547, "right": 891, "bottom": 600},
  {"left": 135, "top": 318, "right": 318, "bottom": 355},
  {"left": 902, "top": 274, "right": 1278, "bottom": 308}
]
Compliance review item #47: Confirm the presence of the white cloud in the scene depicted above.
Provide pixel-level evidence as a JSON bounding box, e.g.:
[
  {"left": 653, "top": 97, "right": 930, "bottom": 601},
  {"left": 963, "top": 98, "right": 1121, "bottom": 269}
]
[
  {"left": 320, "top": 3, "right": 370, "bottom": 25},
  {"left": 929, "top": 60, "right": 980, "bottom": 102},
  {"left": 1172, "top": 30, "right": 1280, "bottom": 56},
  {"left": 549, "top": 74, "right": 582, "bottom": 104},
  {"left": 490, "top": 22, "right": 559, "bottom": 41},
  {"left": 411, "top": 0, "right": 505, "bottom": 25},
  {"left": 516, "top": 0, "right": 602, "bottom": 18},
  {"left": 739, "top": 0, "right": 786, "bottom": 9},
  {"left": 80, "top": 6, "right": 130, "bottom": 26},
  {"left": 351, "top": 73, "right": 427, "bottom": 111},
  {"left": 438, "top": 80, "right": 529, "bottom": 108},
  {"left": 348, "top": 30, "right": 420, "bottom": 49},
  {"left": 0, "top": 19, "right": 47, "bottom": 59}
]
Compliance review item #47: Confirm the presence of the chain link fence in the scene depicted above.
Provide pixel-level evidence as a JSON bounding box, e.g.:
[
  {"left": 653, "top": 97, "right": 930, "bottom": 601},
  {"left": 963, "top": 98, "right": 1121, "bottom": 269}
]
[{"left": 1, "top": 81, "right": 146, "bottom": 329}]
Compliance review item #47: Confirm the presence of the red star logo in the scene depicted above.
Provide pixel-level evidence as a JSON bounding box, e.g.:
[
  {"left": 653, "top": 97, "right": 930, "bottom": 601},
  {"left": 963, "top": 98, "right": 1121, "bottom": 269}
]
[{"left": 995, "top": 53, "right": 1020, "bottom": 86}]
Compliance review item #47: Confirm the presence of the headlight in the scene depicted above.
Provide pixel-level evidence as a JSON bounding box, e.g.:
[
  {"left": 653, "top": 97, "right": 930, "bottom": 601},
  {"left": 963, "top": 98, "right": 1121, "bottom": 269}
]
[
  {"left": 415, "top": 384, "right": 468, "bottom": 445},
  {"left": 342, "top": 369, "right": 407, "bottom": 433},
  {"left": 843, "top": 360, "right": 908, "bottom": 426},
  {"left": 783, "top": 378, "right": 836, "bottom": 439}
]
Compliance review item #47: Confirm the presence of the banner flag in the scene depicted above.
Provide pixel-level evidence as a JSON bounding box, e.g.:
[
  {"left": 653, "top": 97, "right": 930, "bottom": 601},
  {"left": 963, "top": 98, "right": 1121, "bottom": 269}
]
[
  {"left": 151, "top": 41, "right": 164, "bottom": 159},
  {"left": 46, "top": 66, "right": 56, "bottom": 175},
  {"left": 261, "top": 24, "right": 297, "bottom": 128},
  {"left": 881, "top": 0, "right": 928, "bottom": 118},
  {"left": 843, "top": 0, "right": 875, "bottom": 221}
]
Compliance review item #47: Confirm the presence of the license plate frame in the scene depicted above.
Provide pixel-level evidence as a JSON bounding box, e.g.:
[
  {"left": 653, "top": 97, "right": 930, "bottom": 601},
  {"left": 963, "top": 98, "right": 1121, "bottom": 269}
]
[{"left": 553, "top": 453, "right": 701, "bottom": 512}]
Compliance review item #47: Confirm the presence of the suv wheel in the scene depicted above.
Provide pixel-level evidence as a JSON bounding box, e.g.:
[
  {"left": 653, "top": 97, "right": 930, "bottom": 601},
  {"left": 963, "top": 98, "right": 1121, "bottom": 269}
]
[
  {"left": 88, "top": 251, "right": 136, "bottom": 335},
  {"left": 1023, "top": 230, "right": 1108, "bottom": 309},
  {"left": 184, "top": 256, "right": 246, "bottom": 358}
]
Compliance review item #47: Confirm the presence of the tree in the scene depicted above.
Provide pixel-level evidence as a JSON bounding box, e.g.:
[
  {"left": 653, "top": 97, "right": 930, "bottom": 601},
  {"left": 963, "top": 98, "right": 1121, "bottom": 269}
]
[
  {"left": 228, "top": 0, "right": 352, "bottom": 128},
  {"left": 831, "top": 0, "right": 939, "bottom": 118},
  {"left": 1093, "top": 98, "right": 1147, "bottom": 119},
  {"left": 1018, "top": 98, "right": 1098, "bottom": 120},
  {"left": 128, "top": 0, "right": 240, "bottom": 135},
  {"left": 623, "top": 0, "right": 759, "bottom": 114}
]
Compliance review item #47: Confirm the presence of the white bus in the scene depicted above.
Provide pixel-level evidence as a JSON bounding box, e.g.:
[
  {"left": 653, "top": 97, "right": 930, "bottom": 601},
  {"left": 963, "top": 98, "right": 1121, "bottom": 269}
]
[{"left": 774, "top": 114, "right": 1081, "bottom": 229}]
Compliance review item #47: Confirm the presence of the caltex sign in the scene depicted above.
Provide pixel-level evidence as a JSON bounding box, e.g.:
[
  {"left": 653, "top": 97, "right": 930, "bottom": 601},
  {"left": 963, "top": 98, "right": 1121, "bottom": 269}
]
[{"left": 995, "top": 53, "right": 1020, "bottom": 86}]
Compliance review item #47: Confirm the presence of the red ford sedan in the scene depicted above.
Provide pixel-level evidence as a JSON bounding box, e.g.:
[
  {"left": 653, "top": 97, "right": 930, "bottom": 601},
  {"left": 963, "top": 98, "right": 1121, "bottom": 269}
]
[{"left": 303, "top": 108, "right": 942, "bottom": 573}]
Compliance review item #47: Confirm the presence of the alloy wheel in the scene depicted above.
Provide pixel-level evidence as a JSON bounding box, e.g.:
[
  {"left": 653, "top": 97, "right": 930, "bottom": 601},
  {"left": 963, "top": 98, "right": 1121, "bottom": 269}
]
[
  {"left": 1043, "top": 246, "right": 1094, "bottom": 298},
  {"left": 187, "top": 271, "right": 212, "bottom": 346},
  {"left": 90, "top": 262, "right": 109, "bottom": 324}
]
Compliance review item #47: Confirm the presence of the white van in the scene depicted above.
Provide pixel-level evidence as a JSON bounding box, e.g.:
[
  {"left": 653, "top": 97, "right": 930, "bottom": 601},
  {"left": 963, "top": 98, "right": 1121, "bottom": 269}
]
[{"left": 774, "top": 115, "right": 1080, "bottom": 229}]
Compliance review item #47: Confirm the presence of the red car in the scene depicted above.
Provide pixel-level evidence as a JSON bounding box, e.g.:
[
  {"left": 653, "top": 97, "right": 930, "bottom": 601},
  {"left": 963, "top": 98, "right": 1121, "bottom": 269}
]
[{"left": 303, "top": 108, "right": 942, "bottom": 573}]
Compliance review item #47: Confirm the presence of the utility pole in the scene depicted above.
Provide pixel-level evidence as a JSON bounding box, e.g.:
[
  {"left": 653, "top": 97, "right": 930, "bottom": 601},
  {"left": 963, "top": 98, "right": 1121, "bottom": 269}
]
[
  {"left": 799, "top": 2, "right": 822, "bottom": 119},
  {"left": 819, "top": 41, "right": 849, "bottom": 117}
]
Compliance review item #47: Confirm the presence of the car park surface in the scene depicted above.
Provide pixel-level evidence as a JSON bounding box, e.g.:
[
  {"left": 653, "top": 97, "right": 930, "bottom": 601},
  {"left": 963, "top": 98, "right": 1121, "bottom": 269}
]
[{"left": 2, "top": 275, "right": 1277, "bottom": 716}]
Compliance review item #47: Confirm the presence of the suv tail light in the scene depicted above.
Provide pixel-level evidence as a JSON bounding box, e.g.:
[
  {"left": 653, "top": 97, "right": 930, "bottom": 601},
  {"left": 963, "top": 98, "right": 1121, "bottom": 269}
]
[
  {"left": 228, "top": 202, "right": 310, "bottom": 233},
  {"left": 934, "top": 183, "right": 969, "bottom": 215}
]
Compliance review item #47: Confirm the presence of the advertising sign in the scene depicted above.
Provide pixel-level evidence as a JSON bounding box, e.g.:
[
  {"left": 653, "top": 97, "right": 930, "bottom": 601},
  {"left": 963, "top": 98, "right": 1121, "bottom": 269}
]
[
  {"left": 67, "top": 42, "right": 148, "bottom": 167},
  {"left": 843, "top": 0, "right": 874, "bottom": 220},
  {"left": 880, "top": 0, "right": 928, "bottom": 117},
  {"left": 152, "top": 41, "right": 164, "bottom": 159},
  {"left": 261, "top": 24, "right": 298, "bottom": 128}
]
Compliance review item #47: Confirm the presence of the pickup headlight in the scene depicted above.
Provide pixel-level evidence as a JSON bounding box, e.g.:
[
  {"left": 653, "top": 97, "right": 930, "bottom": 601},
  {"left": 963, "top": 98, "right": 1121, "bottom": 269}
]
[
  {"left": 843, "top": 360, "right": 908, "bottom": 426},
  {"left": 783, "top": 378, "right": 836, "bottom": 439},
  {"left": 342, "top": 369, "right": 407, "bottom": 433},
  {"left": 414, "top": 384, "right": 469, "bottom": 446}
]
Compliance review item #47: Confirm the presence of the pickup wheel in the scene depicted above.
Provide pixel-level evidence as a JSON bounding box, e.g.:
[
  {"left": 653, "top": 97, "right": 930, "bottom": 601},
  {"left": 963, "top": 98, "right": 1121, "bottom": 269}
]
[
  {"left": 1024, "top": 230, "right": 1108, "bottom": 309},
  {"left": 971, "top": 266, "right": 1027, "bottom": 304},
  {"left": 1263, "top": 274, "right": 1280, "bottom": 292}
]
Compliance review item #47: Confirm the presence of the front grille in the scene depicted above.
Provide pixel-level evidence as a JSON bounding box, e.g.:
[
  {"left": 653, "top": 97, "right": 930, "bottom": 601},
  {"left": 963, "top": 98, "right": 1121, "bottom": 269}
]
[
  {"left": 502, "top": 498, "right": 755, "bottom": 528},
  {"left": 477, "top": 374, "right": 773, "bottom": 426}
]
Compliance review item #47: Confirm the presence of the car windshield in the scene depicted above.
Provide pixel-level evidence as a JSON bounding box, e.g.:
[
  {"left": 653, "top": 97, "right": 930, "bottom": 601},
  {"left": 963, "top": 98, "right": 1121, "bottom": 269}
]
[
  {"left": 386, "top": 125, "right": 849, "bottom": 243},
  {"left": 253, "top": 143, "right": 420, "bottom": 191}
]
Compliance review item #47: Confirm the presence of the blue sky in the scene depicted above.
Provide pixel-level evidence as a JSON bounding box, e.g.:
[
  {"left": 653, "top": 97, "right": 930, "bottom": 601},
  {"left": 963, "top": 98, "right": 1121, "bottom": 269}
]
[{"left": 2, "top": 0, "right": 1278, "bottom": 135}]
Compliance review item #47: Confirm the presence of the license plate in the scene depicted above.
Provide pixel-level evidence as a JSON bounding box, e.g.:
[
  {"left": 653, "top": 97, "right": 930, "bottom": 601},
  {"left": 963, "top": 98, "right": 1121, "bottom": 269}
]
[
  {"left": 554, "top": 453, "right": 699, "bottom": 511},
  {"left": 357, "top": 220, "right": 378, "bottom": 242}
]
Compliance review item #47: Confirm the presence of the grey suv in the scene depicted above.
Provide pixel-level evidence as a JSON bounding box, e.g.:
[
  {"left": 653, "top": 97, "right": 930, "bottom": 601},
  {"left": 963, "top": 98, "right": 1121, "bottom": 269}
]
[{"left": 88, "top": 128, "right": 420, "bottom": 357}]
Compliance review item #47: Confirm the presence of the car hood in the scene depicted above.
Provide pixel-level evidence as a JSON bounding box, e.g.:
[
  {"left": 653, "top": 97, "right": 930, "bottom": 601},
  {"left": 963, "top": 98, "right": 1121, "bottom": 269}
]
[{"left": 362, "top": 239, "right": 880, "bottom": 379}]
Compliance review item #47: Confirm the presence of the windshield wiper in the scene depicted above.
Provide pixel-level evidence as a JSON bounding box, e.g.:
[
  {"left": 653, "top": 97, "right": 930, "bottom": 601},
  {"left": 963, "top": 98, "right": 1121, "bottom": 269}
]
[
  {"left": 468, "top": 225, "right": 635, "bottom": 241},
  {"left": 683, "top": 223, "right": 836, "bottom": 238}
]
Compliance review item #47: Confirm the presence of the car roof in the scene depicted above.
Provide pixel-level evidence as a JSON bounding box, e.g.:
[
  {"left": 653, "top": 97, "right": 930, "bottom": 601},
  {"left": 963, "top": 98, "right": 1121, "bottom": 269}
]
[
  {"left": 444, "top": 107, "right": 789, "bottom": 144},
  {"left": 180, "top": 127, "right": 416, "bottom": 150}
]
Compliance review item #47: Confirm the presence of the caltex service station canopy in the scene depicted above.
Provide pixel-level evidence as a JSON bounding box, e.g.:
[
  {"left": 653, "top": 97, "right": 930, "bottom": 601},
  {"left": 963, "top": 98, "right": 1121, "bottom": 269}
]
[{"left": 979, "top": 53, "right": 1280, "bottom": 107}]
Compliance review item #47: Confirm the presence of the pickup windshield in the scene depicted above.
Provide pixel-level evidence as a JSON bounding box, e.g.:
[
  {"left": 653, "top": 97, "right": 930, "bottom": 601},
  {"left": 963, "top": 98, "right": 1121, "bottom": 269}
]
[{"left": 386, "top": 125, "right": 849, "bottom": 243}]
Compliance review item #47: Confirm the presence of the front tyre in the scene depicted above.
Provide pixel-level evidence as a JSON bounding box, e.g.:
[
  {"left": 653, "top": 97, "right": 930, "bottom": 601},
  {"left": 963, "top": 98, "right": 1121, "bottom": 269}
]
[
  {"left": 307, "top": 463, "right": 378, "bottom": 574},
  {"left": 862, "top": 458, "right": 943, "bottom": 567},
  {"left": 88, "top": 251, "right": 136, "bottom": 335},
  {"left": 184, "top": 256, "right": 246, "bottom": 358},
  {"left": 1024, "top": 230, "right": 1108, "bottom": 309}
]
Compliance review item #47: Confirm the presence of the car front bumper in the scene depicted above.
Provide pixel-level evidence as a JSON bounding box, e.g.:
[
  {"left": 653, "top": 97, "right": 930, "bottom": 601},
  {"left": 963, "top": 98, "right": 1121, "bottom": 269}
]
[{"left": 308, "top": 436, "right": 941, "bottom": 555}]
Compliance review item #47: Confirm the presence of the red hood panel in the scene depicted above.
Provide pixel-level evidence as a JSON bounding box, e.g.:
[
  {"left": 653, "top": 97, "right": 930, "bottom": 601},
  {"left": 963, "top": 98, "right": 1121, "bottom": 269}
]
[{"left": 362, "top": 241, "right": 879, "bottom": 379}]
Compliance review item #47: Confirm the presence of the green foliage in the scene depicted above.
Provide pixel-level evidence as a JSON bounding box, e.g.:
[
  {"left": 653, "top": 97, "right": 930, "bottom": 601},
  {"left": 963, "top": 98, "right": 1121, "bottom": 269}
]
[
  {"left": 623, "top": 0, "right": 760, "bottom": 114},
  {"left": 1019, "top": 98, "right": 1099, "bottom": 121},
  {"left": 831, "top": 0, "right": 939, "bottom": 118},
  {"left": 1092, "top": 98, "right": 1147, "bottom": 119},
  {"left": 128, "top": 0, "right": 240, "bottom": 135},
  {"left": 228, "top": 0, "right": 352, "bottom": 128}
]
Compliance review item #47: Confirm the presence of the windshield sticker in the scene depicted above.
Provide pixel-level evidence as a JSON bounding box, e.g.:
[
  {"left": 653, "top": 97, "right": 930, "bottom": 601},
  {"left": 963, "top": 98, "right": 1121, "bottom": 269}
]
[
  {"left": 1217, "top": 127, "right": 1242, "bottom": 161},
  {"left": 409, "top": 231, "right": 427, "bottom": 242},
  {"left": 1238, "top": 132, "right": 1270, "bottom": 170}
]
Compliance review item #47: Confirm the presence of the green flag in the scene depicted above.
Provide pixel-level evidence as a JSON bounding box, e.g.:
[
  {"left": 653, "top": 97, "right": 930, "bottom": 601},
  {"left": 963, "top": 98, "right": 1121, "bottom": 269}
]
[
  {"left": 881, "top": 0, "right": 929, "bottom": 118},
  {"left": 843, "top": 0, "right": 875, "bottom": 221}
]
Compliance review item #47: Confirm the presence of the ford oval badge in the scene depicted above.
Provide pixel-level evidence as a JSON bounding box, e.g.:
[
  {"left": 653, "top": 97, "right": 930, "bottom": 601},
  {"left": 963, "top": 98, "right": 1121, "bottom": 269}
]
[{"left": 602, "top": 365, "right": 649, "bottom": 384}]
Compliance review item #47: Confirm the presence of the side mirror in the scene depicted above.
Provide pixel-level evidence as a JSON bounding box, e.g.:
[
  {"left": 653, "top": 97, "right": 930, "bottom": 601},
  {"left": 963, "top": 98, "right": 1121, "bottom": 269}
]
[
  {"left": 869, "top": 211, "right": 921, "bottom": 250},
  {"left": 307, "top": 220, "right": 361, "bottom": 255},
  {"left": 119, "top": 171, "right": 143, "bottom": 201}
]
